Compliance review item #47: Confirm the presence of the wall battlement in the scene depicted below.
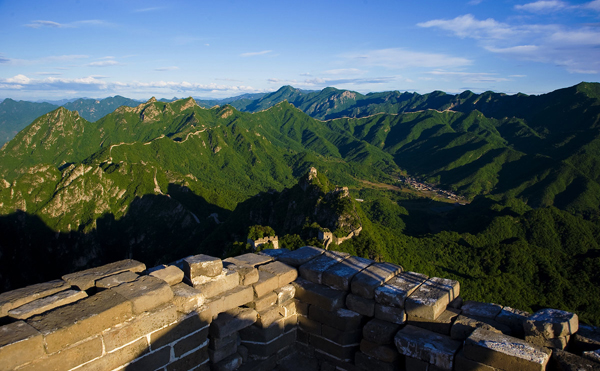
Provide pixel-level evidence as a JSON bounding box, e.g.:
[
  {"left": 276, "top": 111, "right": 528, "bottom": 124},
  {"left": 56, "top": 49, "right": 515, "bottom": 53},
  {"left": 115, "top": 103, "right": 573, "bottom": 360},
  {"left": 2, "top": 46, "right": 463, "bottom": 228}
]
[{"left": 1, "top": 247, "right": 599, "bottom": 371}]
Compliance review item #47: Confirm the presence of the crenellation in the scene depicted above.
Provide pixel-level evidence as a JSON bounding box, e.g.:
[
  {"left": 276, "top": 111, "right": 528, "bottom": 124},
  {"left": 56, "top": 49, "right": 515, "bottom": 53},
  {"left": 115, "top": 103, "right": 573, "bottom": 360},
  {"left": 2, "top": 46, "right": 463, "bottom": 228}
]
[{"left": 0, "top": 248, "right": 599, "bottom": 371}]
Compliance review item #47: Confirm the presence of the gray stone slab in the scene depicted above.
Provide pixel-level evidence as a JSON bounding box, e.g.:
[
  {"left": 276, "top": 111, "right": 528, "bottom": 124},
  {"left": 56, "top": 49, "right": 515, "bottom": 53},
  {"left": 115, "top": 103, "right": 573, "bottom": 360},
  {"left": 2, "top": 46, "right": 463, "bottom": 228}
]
[
  {"left": 374, "top": 303, "right": 406, "bottom": 325},
  {"left": 95, "top": 271, "right": 139, "bottom": 289},
  {"left": 192, "top": 268, "right": 240, "bottom": 298},
  {"left": 258, "top": 261, "right": 298, "bottom": 288},
  {"left": 111, "top": 275, "right": 174, "bottom": 314},
  {"left": 210, "top": 307, "right": 258, "bottom": 338},
  {"left": 524, "top": 308, "right": 579, "bottom": 339},
  {"left": 351, "top": 262, "right": 403, "bottom": 299},
  {"left": 277, "top": 246, "right": 325, "bottom": 267},
  {"left": 454, "top": 349, "right": 500, "bottom": 371},
  {"left": 551, "top": 349, "right": 600, "bottom": 371},
  {"left": 8, "top": 289, "right": 87, "bottom": 319},
  {"left": 171, "top": 282, "right": 206, "bottom": 314},
  {"left": 495, "top": 306, "right": 530, "bottom": 338},
  {"left": 363, "top": 319, "right": 401, "bottom": 345},
  {"left": 450, "top": 315, "right": 510, "bottom": 341},
  {"left": 461, "top": 301, "right": 503, "bottom": 320},
  {"left": 299, "top": 251, "right": 350, "bottom": 284},
  {"left": 292, "top": 277, "right": 347, "bottom": 311},
  {"left": 408, "top": 308, "right": 461, "bottom": 336},
  {"left": 322, "top": 256, "right": 373, "bottom": 291},
  {"left": 360, "top": 339, "right": 400, "bottom": 363},
  {"left": 346, "top": 293, "right": 375, "bottom": 317},
  {"left": 404, "top": 277, "right": 460, "bottom": 320},
  {"left": 583, "top": 349, "right": 600, "bottom": 364},
  {"left": 374, "top": 271, "right": 428, "bottom": 308},
  {"left": 308, "top": 305, "right": 364, "bottom": 332},
  {"left": 394, "top": 324, "right": 462, "bottom": 370},
  {"left": 571, "top": 324, "right": 600, "bottom": 353},
  {"left": 525, "top": 334, "right": 570, "bottom": 350},
  {"left": 257, "top": 248, "right": 291, "bottom": 260},
  {"left": 62, "top": 259, "right": 146, "bottom": 290},
  {"left": 464, "top": 328, "right": 552, "bottom": 371},
  {"left": 184, "top": 254, "right": 223, "bottom": 278},
  {"left": 0, "top": 279, "right": 71, "bottom": 317},
  {"left": 223, "top": 262, "right": 259, "bottom": 285},
  {"left": 226, "top": 253, "right": 273, "bottom": 267}
]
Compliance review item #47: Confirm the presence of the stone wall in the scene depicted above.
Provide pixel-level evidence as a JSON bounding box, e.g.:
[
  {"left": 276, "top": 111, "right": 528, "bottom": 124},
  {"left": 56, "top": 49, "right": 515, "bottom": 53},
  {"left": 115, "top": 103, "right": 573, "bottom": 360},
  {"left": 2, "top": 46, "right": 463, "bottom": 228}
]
[{"left": 1, "top": 247, "right": 599, "bottom": 371}]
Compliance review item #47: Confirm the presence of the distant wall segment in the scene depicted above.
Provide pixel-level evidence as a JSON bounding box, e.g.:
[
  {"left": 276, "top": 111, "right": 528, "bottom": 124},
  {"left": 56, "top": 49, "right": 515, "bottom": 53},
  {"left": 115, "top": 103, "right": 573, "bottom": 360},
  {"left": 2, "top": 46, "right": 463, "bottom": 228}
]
[{"left": 0, "top": 247, "right": 599, "bottom": 370}]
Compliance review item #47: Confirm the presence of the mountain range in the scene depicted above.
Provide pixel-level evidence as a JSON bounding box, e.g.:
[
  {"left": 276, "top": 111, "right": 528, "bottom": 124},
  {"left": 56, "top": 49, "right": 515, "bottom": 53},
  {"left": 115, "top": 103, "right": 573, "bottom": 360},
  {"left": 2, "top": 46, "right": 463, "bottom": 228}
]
[{"left": 1, "top": 83, "right": 599, "bottom": 325}]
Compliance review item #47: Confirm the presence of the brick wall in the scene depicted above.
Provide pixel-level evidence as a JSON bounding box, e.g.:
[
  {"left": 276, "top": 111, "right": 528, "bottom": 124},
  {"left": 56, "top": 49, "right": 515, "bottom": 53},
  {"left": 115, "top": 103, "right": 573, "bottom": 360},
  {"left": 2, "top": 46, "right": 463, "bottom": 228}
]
[{"left": 0, "top": 247, "right": 599, "bottom": 371}]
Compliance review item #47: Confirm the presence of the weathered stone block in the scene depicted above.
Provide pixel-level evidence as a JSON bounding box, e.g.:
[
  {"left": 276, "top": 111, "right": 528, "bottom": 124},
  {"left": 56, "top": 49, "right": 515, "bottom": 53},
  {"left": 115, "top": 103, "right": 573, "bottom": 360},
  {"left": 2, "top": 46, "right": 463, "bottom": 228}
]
[
  {"left": 125, "top": 342, "right": 171, "bottom": 371},
  {"left": 293, "top": 277, "right": 347, "bottom": 311},
  {"left": 226, "top": 253, "right": 273, "bottom": 267},
  {"left": 27, "top": 289, "right": 133, "bottom": 353},
  {"left": 244, "top": 330, "right": 296, "bottom": 360},
  {"left": 449, "top": 296, "right": 464, "bottom": 309},
  {"left": 223, "top": 262, "right": 259, "bottom": 286},
  {"left": 351, "top": 262, "right": 403, "bottom": 299},
  {"left": 209, "top": 338, "right": 238, "bottom": 363},
  {"left": 75, "top": 336, "right": 148, "bottom": 371},
  {"left": 15, "top": 336, "right": 102, "bottom": 371},
  {"left": 0, "top": 279, "right": 70, "bottom": 317},
  {"left": 374, "top": 271, "right": 428, "bottom": 308},
  {"left": 550, "top": 349, "right": 600, "bottom": 371},
  {"left": 495, "top": 306, "right": 530, "bottom": 338},
  {"left": 258, "top": 248, "right": 291, "bottom": 260},
  {"left": 173, "top": 328, "right": 209, "bottom": 357},
  {"left": 210, "top": 331, "right": 237, "bottom": 350},
  {"left": 111, "top": 275, "right": 174, "bottom": 314},
  {"left": 257, "top": 305, "right": 283, "bottom": 328},
  {"left": 277, "top": 246, "right": 325, "bottom": 267},
  {"left": 461, "top": 301, "right": 503, "bottom": 320},
  {"left": 248, "top": 291, "right": 278, "bottom": 311},
  {"left": 322, "top": 256, "right": 373, "bottom": 291},
  {"left": 252, "top": 271, "right": 279, "bottom": 298},
  {"left": 571, "top": 324, "right": 600, "bottom": 354},
  {"left": 171, "top": 282, "right": 206, "bottom": 313},
  {"left": 363, "top": 318, "right": 401, "bottom": 345},
  {"left": 454, "top": 349, "right": 499, "bottom": 371},
  {"left": 583, "top": 349, "right": 600, "bottom": 364},
  {"left": 150, "top": 307, "right": 211, "bottom": 350},
  {"left": 294, "top": 298, "right": 309, "bottom": 316},
  {"left": 525, "top": 334, "right": 570, "bottom": 350},
  {"left": 258, "top": 261, "right": 298, "bottom": 288},
  {"left": 184, "top": 254, "right": 223, "bottom": 278},
  {"left": 394, "top": 324, "right": 462, "bottom": 370},
  {"left": 355, "top": 351, "right": 401, "bottom": 371},
  {"left": 322, "top": 324, "right": 363, "bottom": 346},
  {"left": 360, "top": 339, "right": 400, "bottom": 363},
  {"left": 0, "top": 321, "right": 45, "bottom": 370},
  {"left": 524, "top": 308, "right": 579, "bottom": 339},
  {"left": 167, "top": 343, "right": 209, "bottom": 371},
  {"left": 451, "top": 314, "right": 509, "bottom": 341},
  {"left": 299, "top": 250, "right": 349, "bottom": 284},
  {"left": 192, "top": 268, "right": 240, "bottom": 299},
  {"left": 62, "top": 259, "right": 146, "bottom": 290},
  {"left": 374, "top": 303, "right": 406, "bottom": 325},
  {"left": 407, "top": 307, "right": 460, "bottom": 336},
  {"left": 240, "top": 319, "right": 285, "bottom": 343},
  {"left": 404, "top": 277, "right": 460, "bottom": 320},
  {"left": 102, "top": 304, "right": 177, "bottom": 352},
  {"left": 210, "top": 307, "right": 258, "bottom": 338},
  {"left": 308, "top": 305, "right": 364, "bottom": 332},
  {"left": 95, "top": 271, "right": 139, "bottom": 289},
  {"left": 207, "top": 285, "right": 254, "bottom": 317},
  {"left": 346, "top": 293, "right": 375, "bottom": 317},
  {"left": 299, "top": 315, "right": 322, "bottom": 335},
  {"left": 275, "top": 284, "right": 295, "bottom": 305},
  {"left": 149, "top": 265, "right": 184, "bottom": 286},
  {"left": 212, "top": 352, "right": 243, "bottom": 371},
  {"left": 8, "top": 289, "right": 87, "bottom": 320},
  {"left": 463, "top": 328, "right": 552, "bottom": 371},
  {"left": 310, "top": 334, "right": 359, "bottom": 362}
]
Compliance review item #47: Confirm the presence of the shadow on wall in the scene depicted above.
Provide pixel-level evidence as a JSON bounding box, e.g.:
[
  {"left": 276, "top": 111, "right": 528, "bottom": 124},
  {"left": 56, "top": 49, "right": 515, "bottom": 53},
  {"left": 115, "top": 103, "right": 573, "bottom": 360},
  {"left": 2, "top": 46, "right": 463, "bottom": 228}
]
[{"left": 0, "top": 183, "right": 228, "bottom": 292}]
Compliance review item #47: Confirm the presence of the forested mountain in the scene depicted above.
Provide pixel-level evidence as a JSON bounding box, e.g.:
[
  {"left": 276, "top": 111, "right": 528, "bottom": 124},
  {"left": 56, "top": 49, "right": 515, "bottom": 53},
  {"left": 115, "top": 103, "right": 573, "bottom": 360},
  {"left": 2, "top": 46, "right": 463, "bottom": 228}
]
[{"left": 1, "top": 84, "right": 599, "bottom": 325}]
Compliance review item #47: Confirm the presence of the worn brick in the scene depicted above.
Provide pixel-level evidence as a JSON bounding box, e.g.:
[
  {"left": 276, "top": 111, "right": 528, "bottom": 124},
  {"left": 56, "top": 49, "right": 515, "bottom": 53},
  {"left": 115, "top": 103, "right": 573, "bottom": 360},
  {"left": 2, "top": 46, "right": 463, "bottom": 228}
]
[
  {"left": 171, "top": 282, "right": 205, "bottom": 314},
  {"left": 374, "top": 271, "right": 428, "bottom": 308},
  {"left": 299, "top": 251, "right": 349, "bottom": 284},
  {"left": 351, "top": 262, "right": 403, "bottom": 299},
  {"left": 360, "top": 339, "right": 400, "bottom": 363},
  {"left": 524, "top": 308, "right": 579, "bottom": 339},
  {"left": 8, "top": 289, "right": 87, "bottom": 320},
  {"left": 495, "top": 306, "right": 530, "bottom": 338},
  {"left": 243, "top": 329, "right": 296, "bottom": 359},
  {"left": 298, "top": 315, "right": 322, "bottom": 335},
  {"left": 76, "top": 337, "right": 148, "bottom": 371},
  {"left": 308, "top": 305, "right": 364, "bottom": 332},
  {"left": 394, "top": 324, "right": 462, "bottom": 370},
  {"left": 240, "top": 320, "right": 284, "bottom": 343},
  {"left": 322, "top": 256, "right": 373, "bottom": 292},
  {"left": 454, "top": 350, "right": 500, "bottom": 371},
  {"left": 149, "top": 265, "right": 184, "bottom": 286},
  {"left": 150, "top": 307, "right": 211, "bottom": 350},
  {"left": 257, "top": 305, "right": 283, "bottom": 328},
  {"left": 293, "top": 277, "right": 347, "bottom": 311},
  {"left": 0, "top": 321, "right": 45, "bottom": 370},
  {"left": 550, "top": 349, "right": 600, "bottom": 371},
  {"left": 206, "top": 285, "right": 254, "bottom": 317},
  {"left": 310, "top": 334, "right": 359, "bottom": 362},
  {"left": 126, "top": 344, "right": 171, "bottom": 371},
  {"left": 274, "top": 284, "right": 295, "bottom": 305},
  {"left": 0, "top": 280, "right": 70, "bottom": 318},
  {"left": 15, "top": 336, "right": 102, "bottom": 371},
  {"left": 94, "top": 271, "right": 139, "bottom": 289},
  {"left": 210, "top": 307, "right": 258, "bottom": 338},
  {"left": 62, "top": 259, "right": 146, "bottom": 290},
  {"left": 355, "top": 351, "right": 401, "bottom": 371},
  {"left": 322, "top": 324, "right": 363, "bottom": 346},
  {"left": 212, "top": 352, "right": 243, "bottom": 371},
  {"left": 111, "top": 275, "right": 174, "bottom": 314},
  {"left": 173, "top": 327, "right": 209, "bottom": 357},
  {"left": 225, "top": 253, "right": 273, "bottom": 267},
  {"left": 167, "top": 342, "right": 209, "bottom": 371},
  {"left": 277, "top": 246, "right": 325, "bottom": 267},
  {"left": 209, "top": 338, "right": 238, "bottom": 363},
  {"left": 408, "top": 307, "right": 461, "bottom": 336},
  {"left": 27, "top": 289, "right": 133, "bottom": 353},
  {"left": 346, "top": 293, "right": 375, "bottom": 317},
  {"left": 223, "top": 262, "right": 259, "bottom": 285},
  {"left": 184, "top": 254, "right": 223, "bottom": 278},
  {"left": 258, "top": 261, "right": 298, "bottom": 288},
  {"left": 374, "top": 303, "right": 406, "bottom": 325},
  {"left": 404, "top": 277, "right": 460, "bottom": 321},
  {"left": 192, "top": 269, "right": 239, "bottom": 299},
  {"left": 278, "top": 298, "right": 296, "bottom": 317},
  {"left": 451, "top": 314, "right": 511, "bottom": 341},
  {"left": 461, "top": 301, "right": 503, "bottom": 320},
  {"left": 363, "top": 319, "right": 401, "bottom": 345},
  {"left": 248, "top": 291, "right": 278, "bottom": 312},
  {"left": 102, "top": 303, "right": 177, "bottom": 352},
  {"left": 252, "top": 271, "right": 279, "bottom": 298}
]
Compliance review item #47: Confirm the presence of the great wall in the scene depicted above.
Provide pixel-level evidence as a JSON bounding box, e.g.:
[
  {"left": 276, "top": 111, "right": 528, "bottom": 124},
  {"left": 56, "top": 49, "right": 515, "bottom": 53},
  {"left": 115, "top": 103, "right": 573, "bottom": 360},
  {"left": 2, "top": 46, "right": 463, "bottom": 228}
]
[{"left": 1, "top": 246, "right": 599, "bottom": 371}]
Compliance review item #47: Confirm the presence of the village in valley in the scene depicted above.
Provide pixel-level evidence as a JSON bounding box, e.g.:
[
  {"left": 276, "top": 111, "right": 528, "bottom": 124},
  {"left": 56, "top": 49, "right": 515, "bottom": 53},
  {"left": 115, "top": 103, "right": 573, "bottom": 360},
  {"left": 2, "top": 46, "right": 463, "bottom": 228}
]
[{"left": 398, "top": 176, "right": 468, "bottom": 205}]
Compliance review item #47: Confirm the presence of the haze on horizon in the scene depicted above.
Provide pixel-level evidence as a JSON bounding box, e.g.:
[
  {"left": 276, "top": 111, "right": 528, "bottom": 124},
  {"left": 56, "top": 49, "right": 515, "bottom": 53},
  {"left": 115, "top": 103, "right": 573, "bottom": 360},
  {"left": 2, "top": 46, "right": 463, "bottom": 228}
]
[{"left": 1, "top": 0, "right": 600, "bottom": 101}]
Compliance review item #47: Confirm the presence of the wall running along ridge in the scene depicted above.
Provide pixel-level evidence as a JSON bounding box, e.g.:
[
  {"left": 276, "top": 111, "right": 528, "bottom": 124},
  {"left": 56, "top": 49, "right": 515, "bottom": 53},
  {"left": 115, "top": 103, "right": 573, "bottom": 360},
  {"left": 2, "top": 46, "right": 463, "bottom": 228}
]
[{"left": 0, "top": 246, "right": 599, "bottom": 371}]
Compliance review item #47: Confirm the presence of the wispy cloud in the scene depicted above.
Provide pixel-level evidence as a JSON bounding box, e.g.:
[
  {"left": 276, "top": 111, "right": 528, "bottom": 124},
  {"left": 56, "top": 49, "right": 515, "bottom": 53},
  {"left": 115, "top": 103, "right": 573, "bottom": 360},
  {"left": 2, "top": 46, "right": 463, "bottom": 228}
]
[
  {"left": 35, "top": 72, "right": 63, "bottom": 76},
  {"left": 427, "top": 70, "right": 519, "bottom": 83},
  {"left": 154, "top": 66, "right": 179, "bottom": 71},
  {"left": 343, "top": 48, "right": 472, "bottom": 69},
  {"left": 24, "top": 19, "right": 110, "bottom": 29},
  {"left": 4, "top": 54, "right": 88, "bottom": 66},
  {"left": 515, "top": 1, "right": 568, "bottom": 13},
  {"left": 267, "top": 76, "right": 396, "bottom": 88},
  {"left": 418, "top": 14, "right": 600, "bottom": 73},
  {"left": 240, "top": 50, "right": 272, "bottom": 57},
  {"left": 87, "top": 60, "right": 120, "bottom": 67}
]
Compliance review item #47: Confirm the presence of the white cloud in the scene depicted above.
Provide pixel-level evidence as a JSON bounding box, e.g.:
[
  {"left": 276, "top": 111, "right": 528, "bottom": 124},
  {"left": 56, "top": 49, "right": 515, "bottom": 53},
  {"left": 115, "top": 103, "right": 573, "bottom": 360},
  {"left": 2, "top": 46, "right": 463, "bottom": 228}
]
[
  {"left": 35, "top": 72, "right": 63, "bottom": 76},
  {"left": 24, "top": 19, "right": 110, "bottom": 28},
  {"left": 240, "top": 50, "right": 272, "bottom": 57},
  {"left": 88, "top": 60, "right": 119, "bottom": 67},
  {"left": 583, "top": 0, "right": 600, "bottom": 11},
  {"left": 344, "top": 48, "right": 472, "bottom": 69},
  {"left": 4, "top": 55, "right": 88, "bottom": 66},
  {"left": 6, "top": 75, "right": 31, "bottom": 84},
  {"left": 418, "top": 14, "right": 515, "bottom": 39},
  {"left": 154, "top": 66, "right": 179, "bottom": 71},
  {"left": 515, "top": 1, "right": 568, "bottom": 13},
  {"left": 25, "top": 20, "right": 64, "bottom": 28}
]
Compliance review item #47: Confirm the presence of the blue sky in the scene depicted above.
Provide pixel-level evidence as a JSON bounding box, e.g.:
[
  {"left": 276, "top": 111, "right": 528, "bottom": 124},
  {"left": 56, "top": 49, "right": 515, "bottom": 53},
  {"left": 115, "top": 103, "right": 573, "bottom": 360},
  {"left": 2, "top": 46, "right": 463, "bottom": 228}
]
[{"left": 1, "top": 0, "right": 600, "bottom": 100}]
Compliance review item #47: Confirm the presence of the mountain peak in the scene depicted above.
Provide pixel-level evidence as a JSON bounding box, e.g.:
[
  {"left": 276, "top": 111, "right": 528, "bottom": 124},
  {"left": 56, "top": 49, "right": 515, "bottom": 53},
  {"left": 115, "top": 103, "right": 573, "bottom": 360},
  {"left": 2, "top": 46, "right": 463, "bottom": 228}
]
[{"left": 147, "top": 97, "right": 157, "bottom": 104}]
